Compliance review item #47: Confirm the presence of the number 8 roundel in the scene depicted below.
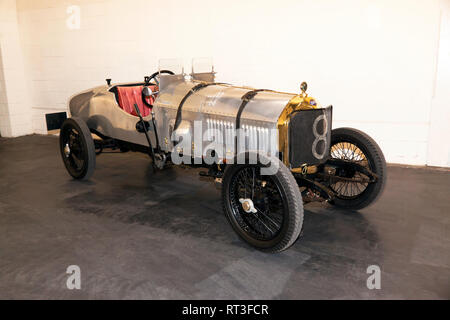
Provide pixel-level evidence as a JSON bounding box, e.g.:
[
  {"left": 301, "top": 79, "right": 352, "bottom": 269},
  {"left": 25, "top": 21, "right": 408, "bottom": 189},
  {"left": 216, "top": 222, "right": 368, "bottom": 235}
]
[{"left": 312, "top": 114, "right": 328, "bottom": 160}]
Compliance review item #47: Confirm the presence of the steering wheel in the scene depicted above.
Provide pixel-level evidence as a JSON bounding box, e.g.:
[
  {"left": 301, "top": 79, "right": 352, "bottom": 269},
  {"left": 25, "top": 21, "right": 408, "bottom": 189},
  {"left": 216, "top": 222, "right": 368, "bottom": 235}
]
[
  {"left": 142, "top": 70, "right": 174, "bottom": 108},
  {"left": 145, "top": 69, "right": 175, "bottom": 86}
]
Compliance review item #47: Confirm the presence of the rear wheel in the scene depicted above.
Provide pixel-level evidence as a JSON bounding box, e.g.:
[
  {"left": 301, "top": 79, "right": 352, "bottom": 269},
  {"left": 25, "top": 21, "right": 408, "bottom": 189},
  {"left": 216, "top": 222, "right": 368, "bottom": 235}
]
[
  {"left": 328, "top": 127, "right": 386, "bottom": 210},
  {"left": 59, "top": 117, "right": 96, "bottom": 180},
  {"left": 222, "top": 157, "right": 303, "bottom": 252}
]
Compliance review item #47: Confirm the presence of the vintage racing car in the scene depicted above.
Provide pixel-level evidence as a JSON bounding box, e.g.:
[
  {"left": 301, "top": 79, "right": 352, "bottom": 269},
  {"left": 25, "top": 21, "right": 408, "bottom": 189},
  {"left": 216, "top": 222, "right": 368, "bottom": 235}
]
[{"left": 60, "top": 60, "right": 386, "bottom": 252}]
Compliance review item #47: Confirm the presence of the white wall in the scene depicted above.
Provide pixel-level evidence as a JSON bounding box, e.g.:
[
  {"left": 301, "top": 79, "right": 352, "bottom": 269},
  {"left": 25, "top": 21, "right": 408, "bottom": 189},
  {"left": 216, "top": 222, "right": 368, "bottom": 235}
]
[
  {"left": 1, "top": 0, "right": 447, "bottom": 166},
  {"left": 0, "top": 0, "right": 32, "bottom": 137},
  {"left": 427, "top": 0, "right": 450, "bottom": 167}
]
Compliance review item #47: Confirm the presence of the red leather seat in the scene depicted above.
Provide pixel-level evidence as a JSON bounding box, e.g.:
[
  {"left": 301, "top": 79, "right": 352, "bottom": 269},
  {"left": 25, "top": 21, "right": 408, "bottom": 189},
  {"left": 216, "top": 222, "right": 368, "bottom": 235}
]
[{"left": 117, "top": 85, "right": 157, "bottom": 117}]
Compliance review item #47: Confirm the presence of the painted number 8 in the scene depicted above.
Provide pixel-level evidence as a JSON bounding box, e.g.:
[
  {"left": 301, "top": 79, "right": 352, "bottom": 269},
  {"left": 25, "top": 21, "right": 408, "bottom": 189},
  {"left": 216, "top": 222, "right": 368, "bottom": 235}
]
[{"left": 312, "top": 114, "right": 328, "bottom": 159}]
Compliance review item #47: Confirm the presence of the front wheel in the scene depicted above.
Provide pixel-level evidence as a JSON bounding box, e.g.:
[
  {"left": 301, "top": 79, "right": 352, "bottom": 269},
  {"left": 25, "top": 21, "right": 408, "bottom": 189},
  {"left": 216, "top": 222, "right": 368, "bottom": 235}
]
[
  {"left": 328, "top": 127, "right": 386, "bottom": 210},
  {"left": 222, "top": 157, "right": 303, "bottom": 253}
]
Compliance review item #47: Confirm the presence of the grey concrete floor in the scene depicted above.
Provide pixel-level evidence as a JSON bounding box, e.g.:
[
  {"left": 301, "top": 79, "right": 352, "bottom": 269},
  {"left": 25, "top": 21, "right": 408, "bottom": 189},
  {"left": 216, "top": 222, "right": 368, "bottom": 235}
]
[{"left": 0, "top": 134, "right": 449, "bottom": 299}]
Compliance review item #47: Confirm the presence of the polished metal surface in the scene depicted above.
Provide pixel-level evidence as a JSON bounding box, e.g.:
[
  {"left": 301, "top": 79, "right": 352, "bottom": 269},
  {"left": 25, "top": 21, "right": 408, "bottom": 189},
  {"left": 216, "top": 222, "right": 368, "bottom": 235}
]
[
  {"left": 153, "top": 73, "right": 296, "bottom": 159},
  {"left": 63, "top": 143, "right": 70, "bottom": 157},
  {"left": 239, "top": 198, "right": 257, "bottom": 213},
  {"left": 68, "top": 84, "right": 158, "bottom": 147},
  {"left": 68, "top": 72, "right": 314, "bottom": 162}
]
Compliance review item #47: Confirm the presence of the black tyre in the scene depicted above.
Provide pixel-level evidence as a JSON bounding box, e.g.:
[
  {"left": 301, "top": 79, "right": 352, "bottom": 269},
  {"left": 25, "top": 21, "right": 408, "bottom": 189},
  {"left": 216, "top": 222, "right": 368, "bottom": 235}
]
[
  {"left": 222, "top": 157, "right": 303, "bottom": 253},
  {"left": 59, "top": 117, "right": 96, "bottom": 180},
  {"left": 328, "top": 127, "right": 386, "bottom": 210}
]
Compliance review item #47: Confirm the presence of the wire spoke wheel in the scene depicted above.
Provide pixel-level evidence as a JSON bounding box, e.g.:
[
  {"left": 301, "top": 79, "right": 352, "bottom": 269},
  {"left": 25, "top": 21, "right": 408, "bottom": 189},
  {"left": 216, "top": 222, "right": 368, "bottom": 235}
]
[
  {"left": 327, "top": 128, "right": 386, "bottom": 210},
  {"left": 222, "top": 157, "right": 304, "bottom": 252},
  {"left": 65, "top": 129, "right": 85, "bottom": 171},
  {"left": 59, "top": 117, "right": 96, "bottom": 180},
  {"left": 229, "top": 166, "right": 286, "bottom": 241},
  {"left": 329, "top": 141, "right": 370, "bottom": 199}
]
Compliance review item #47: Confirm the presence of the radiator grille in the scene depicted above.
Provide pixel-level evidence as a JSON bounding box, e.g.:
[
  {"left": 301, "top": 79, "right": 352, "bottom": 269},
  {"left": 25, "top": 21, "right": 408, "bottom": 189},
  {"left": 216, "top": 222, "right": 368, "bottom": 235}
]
[{"left": 288, "top": 106, "right": 332, "bottom": 167}]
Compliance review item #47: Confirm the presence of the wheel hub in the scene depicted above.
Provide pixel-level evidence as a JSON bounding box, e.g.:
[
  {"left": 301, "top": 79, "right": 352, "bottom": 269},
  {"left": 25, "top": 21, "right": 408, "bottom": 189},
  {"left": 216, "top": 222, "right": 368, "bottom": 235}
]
[
  {"left": 239, "top": 198, "right": 257, "bottom": 213},
  {"left": 64, "top": 143, "right": 71, "bottom": 157}
]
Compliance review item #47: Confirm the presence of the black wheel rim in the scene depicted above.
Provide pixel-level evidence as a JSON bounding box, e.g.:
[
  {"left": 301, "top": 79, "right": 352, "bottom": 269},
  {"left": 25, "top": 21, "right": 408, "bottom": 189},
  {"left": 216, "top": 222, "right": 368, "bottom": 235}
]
[
  {"left": 329, "top": 141, "right": 371, "bottom": 199},
  {"left": 60, "top": 124, "right": 87, "bottom": 177},
  {"left": 229, "top": 166, "right": 286, "bottom": 241}
]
